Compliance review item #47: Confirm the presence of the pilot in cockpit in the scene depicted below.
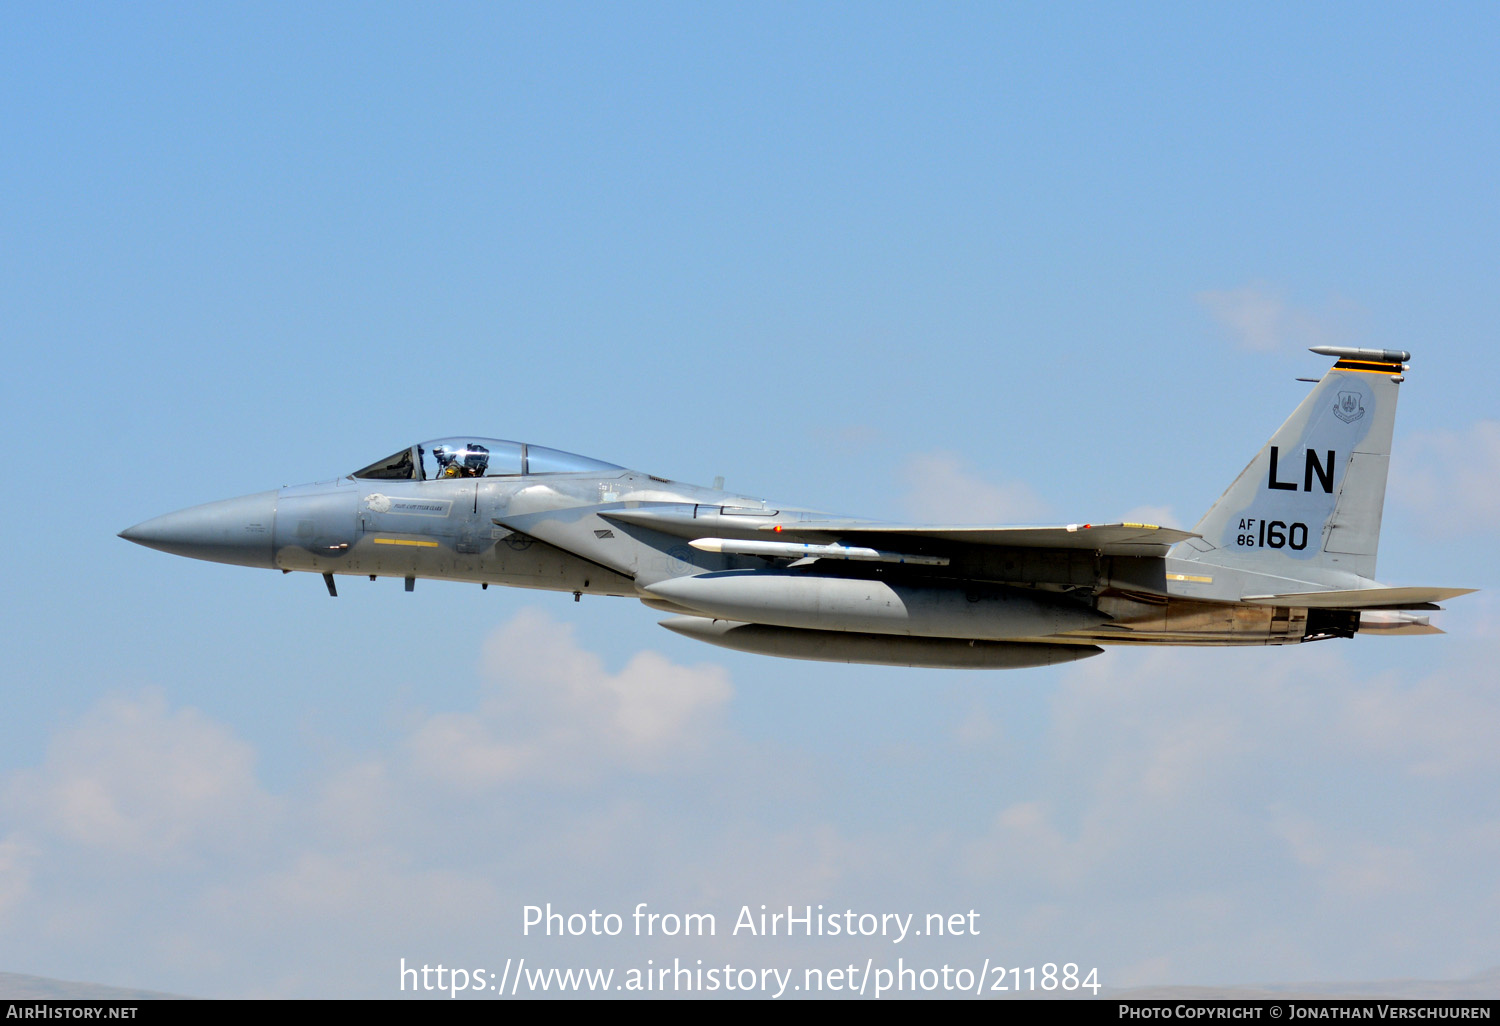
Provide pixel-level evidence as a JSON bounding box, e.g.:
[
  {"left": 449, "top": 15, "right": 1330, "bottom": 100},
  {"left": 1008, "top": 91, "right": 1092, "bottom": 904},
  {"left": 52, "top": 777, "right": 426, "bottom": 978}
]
[
  {"left": 433, "top": 445, "right": 460, "bottom": 477},
  {"left": 462, "top": 444, "right": 490, "bottom": 477},
  {"left": 434, "top": 443, "right": 490, "bottom": 478}
]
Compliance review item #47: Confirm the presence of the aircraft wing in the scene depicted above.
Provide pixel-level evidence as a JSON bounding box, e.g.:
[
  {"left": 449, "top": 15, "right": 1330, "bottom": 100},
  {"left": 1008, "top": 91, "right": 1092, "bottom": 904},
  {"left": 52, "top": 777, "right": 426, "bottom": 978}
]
[
  {"left": 603, "top": 506, "right": 1196, "bottom": 557},
  {"left": 763, "top": 521, "right": 1198, "bottom": 556}
]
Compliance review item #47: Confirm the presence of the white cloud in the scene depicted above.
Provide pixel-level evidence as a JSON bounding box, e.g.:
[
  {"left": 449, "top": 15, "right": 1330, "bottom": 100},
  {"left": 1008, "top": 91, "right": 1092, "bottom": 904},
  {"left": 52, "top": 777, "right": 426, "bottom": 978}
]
[
  {"left": 1333, "top": 656, "right": 1500, "bottom": 778},
  {"left": 1270, "top": 814, "right": 1424, "bottom": 901},
  {"left": 306, "top": 761, "right": 399, "bottom": 849},
  {"left": 1197, "top": 282, "right": 1357, "bottom": 353},
  {"left": 407, "top": 610, "right": 733, "bottom": 789},
  {"left": 952, "top": 639, "right": 1500, "bottom": 982},
  {"left": 1391, "top": 420, "right": 1500, "bottom": 535},
  {"left": 5, "top": 689, "right": 277, "bottom": 863},
  {"left": 6, "top": 611, "right": 1500, "bottom": 996},
  {"left": 899, "top": 451, "right": 1050, "bottom": 523},
  {"left": 961, "top": 638, "right": 1500, "bottom": 888},
  {"left": 0, "top": 614, "right": 768, "bottom": 995}
]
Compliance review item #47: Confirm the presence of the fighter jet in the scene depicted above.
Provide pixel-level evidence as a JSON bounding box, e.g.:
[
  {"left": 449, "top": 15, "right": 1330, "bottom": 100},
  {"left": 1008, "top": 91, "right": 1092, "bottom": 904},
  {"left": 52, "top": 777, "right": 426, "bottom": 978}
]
[{"left": 120, "top": 346, "right": 1471, "bottom": 669}]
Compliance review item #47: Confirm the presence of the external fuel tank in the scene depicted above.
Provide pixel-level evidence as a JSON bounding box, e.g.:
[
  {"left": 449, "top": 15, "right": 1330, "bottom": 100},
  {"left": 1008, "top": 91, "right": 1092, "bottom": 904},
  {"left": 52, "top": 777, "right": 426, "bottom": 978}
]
[
  {"left": 643, "top": 570, "right": 1106, "bottom": 640},
  {"left": 659, "top": 617, "right": 1102, "bottom": 668}
]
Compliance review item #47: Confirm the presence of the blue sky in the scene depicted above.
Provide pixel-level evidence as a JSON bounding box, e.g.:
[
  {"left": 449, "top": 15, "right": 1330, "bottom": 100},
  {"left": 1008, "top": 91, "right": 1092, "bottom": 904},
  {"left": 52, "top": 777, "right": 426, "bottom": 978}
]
[{"left": 2, "top": 2, "right": 1497, "bottom": 997}]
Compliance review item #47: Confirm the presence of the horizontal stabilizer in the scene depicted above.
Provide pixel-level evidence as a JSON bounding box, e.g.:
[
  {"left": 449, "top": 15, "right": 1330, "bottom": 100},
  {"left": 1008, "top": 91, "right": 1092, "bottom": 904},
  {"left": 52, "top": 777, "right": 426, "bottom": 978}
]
[{"left": 1241, "top": 586, "right": 1476, "bottom": 609}]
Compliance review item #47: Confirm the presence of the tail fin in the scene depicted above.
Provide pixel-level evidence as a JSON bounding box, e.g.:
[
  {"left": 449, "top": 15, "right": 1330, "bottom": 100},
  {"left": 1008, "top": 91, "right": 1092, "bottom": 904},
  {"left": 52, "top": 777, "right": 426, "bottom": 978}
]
[{"left": 1174, "top": 347, "right": 1408, "bottom": 587}]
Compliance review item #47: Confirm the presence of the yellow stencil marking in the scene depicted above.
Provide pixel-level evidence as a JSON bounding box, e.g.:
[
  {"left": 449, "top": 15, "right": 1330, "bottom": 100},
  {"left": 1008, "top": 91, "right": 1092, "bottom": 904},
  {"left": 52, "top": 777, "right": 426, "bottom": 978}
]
[
  {"left": 1167, "top": 573, "right": 1214, "bottom": 584},
  {"left": 373, "top": 537, "right": 439, "bottom": 548}
]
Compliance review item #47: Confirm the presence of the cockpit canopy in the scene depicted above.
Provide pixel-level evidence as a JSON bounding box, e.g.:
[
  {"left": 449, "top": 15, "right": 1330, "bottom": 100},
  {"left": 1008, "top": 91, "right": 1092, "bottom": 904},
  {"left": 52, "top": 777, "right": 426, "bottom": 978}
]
[{"left": 353, "top": 438, "right": 624, "bottom": 481}]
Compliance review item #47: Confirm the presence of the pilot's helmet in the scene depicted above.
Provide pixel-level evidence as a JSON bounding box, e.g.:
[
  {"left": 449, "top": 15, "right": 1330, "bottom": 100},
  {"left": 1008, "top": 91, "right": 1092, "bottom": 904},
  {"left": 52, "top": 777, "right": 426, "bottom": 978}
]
[
  {"left": 433, "top": 445, "right": 456, "bottom": 469},
  {"left": 463, "top": 443, "right": 490, "bottom": 476}
]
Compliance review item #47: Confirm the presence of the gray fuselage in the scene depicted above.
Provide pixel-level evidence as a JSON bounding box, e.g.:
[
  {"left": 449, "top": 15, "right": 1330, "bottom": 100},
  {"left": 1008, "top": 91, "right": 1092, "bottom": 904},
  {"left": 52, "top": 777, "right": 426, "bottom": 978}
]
[{"left": 121, "top": 461, "right": 1335, "bottom": 653}]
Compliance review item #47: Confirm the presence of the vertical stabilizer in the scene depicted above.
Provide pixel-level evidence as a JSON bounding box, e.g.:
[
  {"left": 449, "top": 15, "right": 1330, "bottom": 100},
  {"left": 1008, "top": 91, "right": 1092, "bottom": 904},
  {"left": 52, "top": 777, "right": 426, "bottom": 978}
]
[{"left": 1172, "top": 347, "right": 1408, "bottom": 589}]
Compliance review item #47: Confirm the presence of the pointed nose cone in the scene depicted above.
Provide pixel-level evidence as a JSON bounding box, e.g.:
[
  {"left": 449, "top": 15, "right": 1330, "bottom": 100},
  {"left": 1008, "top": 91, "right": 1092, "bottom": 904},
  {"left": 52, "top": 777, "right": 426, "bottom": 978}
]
[{"left": 120, "top": 490, "right": 278, "bottom": 568}]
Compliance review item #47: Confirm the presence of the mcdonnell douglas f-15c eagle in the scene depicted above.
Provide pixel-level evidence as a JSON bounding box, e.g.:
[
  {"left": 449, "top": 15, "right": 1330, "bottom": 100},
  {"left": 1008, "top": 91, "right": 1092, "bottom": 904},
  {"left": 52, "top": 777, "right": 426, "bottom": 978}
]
[{"left": 121, "top": 347, "right": 1472, "bottom": 669}]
